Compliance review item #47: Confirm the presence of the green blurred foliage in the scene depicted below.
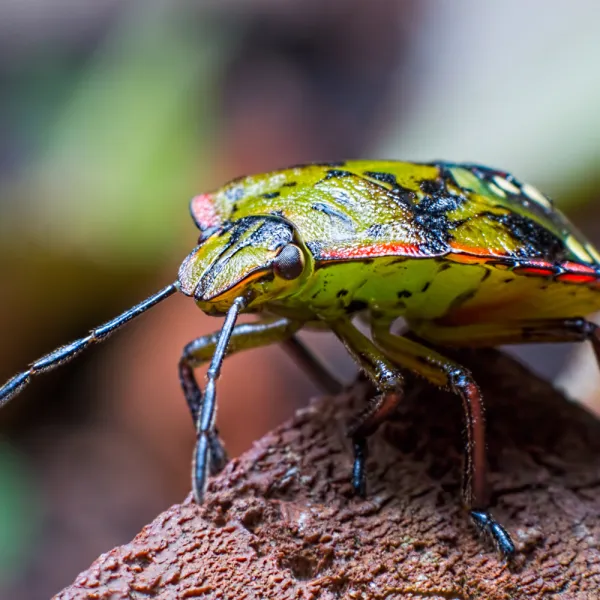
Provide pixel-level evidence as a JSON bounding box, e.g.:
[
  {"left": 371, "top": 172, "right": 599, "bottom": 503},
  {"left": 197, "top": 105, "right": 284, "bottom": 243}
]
[
  {"left": 0, "top": 441, "right": 37, "bottom": 587},
  {"left": 1, "top": 5, "right": 228, "bottom": 264}
]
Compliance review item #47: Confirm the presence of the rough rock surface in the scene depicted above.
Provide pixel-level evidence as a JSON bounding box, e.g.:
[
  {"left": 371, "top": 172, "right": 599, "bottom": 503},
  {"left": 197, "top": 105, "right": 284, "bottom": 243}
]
[{"left": 56, "top": 349, "right": 600, "bottom": 599}]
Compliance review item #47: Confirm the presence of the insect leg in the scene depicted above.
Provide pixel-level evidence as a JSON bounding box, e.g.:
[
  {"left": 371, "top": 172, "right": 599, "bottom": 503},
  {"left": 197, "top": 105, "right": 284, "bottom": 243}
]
[
  {"left": 180, "top": 315, "right": 303, "bottom": 503},
  {"left": 328, "top": 319, "right": 404, "bottom": 498},
  {"left": 412, "top": 317, "right": 600, "bottom": 349},
  {"left": 0, "top": 283, "right": 178, "bottom": 407},
  {"left": 371, "top": 318, "right": 515, "bottom": 557}
]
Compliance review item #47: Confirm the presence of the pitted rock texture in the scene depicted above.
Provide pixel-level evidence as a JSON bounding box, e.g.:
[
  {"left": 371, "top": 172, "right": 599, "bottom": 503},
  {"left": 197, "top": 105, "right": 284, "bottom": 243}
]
[{"left": 55, "top": 349, "right": 600, "bottom": 599}]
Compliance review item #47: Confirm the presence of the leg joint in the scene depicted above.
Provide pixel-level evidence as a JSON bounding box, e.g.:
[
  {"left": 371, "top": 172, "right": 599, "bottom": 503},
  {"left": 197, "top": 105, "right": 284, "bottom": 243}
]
[
  {"left": 564, "top": 317, "right": 597, "bottom": 338},
  {"left": 379, "top": 371, "right": 403, "bottom": 392},
  {"left": 447, "top": 366, "right": 474, "bottom": 393}
]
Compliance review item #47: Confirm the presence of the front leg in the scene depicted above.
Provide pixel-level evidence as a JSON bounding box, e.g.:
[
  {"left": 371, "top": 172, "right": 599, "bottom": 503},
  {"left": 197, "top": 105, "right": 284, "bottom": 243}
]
[{"left": 179, "top": 315, "right": 302, "bottom": 503}]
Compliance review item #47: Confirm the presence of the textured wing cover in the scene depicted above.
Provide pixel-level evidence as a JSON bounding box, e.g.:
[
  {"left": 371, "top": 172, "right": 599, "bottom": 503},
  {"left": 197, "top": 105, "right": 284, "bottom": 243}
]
[{"left": 195, "top": 160, "right": 600, "bottom": 282}]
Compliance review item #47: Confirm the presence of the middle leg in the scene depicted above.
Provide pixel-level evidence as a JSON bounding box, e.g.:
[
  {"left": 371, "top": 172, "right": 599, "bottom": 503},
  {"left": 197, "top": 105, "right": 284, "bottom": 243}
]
[{"left": 328, "top": 318, "right": 406, "bottom": 497}]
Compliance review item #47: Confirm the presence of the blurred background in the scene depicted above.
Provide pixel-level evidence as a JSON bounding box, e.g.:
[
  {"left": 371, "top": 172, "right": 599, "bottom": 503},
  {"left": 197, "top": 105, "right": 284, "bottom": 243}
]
[{"left": 0, "top": 1, "right": 599, "bottom": 596}]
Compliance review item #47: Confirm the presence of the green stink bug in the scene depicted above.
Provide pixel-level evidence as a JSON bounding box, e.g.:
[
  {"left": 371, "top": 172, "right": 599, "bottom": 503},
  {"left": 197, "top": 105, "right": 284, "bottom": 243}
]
[{"left": 3, "top": 159, "right": 600, "bottom": 557}]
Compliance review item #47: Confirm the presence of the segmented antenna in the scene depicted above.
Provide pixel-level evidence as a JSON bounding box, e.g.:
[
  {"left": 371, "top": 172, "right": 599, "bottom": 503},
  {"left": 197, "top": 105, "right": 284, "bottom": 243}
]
[{"left": 0, "top": 283, "right": 178, "bottom": 407}]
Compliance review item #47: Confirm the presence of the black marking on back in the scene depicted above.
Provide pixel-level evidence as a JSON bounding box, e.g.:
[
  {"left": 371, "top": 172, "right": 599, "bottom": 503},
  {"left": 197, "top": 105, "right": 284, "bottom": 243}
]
[
  {"left": 313, "top": 161, "right": 346, "bottom": 167},
  {"left": 361, "top": 171, "right": 416, "bottom": 211},
  {"left": 413, "top": 176, "right": 466, "bottom": 254},
  {"left": 307, "top": 166, "right": 481, "bottom": 262},
  {"left": 350, "top": 169, "right": 466, "bottom": 257},
  {"left": 365, "top": 223, "right": 386, "bottom": 238},
  {"left": 363, "top": 171, "right": 398, "bottom": 186},
  {"left": 323, "top": 169, "right": 354, "bottom": 181},
  {"left": 437, "top": 161, "right": 579, "bottom": 246},
  {"left": 328, "top": 188, "right": 354, "bottom": 208},
  {"left": 262, "top": 192, "right": 280, "bottom": 200},
  {"left": 312, "top": 202, "right": 354, "bottom": 228},
  {"left": 385, "top": 187, "right": 415, "bottom": 213},
  {"left": 481, "top": 211, "right": 568, "bottom": 262},
  {"left": 431, "top": 161, "right": 512, "bottom": 184},
  {"left": 397, "top": 290, "right": 412, "bottom": 298},
  {"left": 282, "top": 181, "right": 297, "bottom": 187},
  {"left": 419, "top": 178, "right": 445, "bottom": 195}
]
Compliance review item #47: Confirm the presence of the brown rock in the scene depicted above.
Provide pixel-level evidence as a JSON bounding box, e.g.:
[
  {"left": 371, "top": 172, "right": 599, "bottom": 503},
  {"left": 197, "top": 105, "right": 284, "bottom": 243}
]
[{"left": 55, "top": 349, "right": 600, "bottom": 599}]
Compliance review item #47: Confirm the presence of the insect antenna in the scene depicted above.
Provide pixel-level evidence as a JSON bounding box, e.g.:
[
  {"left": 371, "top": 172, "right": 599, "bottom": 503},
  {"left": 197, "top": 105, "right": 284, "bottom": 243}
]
[{"left": 0, "top": 283, "right": 179, "bottom": 407}]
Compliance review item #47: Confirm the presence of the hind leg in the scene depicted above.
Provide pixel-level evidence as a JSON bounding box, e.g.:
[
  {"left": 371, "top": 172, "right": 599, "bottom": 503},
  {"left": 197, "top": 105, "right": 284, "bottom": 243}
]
[
  {"left": 413, "top": 316, "right": 600, "bottom": 351},
  {"left": 371, "top": 318, "right": 515, "bottom": 556}
]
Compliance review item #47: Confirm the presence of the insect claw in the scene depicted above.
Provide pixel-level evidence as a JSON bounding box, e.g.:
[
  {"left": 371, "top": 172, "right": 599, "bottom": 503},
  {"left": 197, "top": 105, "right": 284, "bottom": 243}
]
[
  {"left": 351, "top": 438, "right": 368, "bottom": 498},
  {"left": 470, "top": 509, "right": 516, "bottom": 558},
  {"left": 208, "top": 434, "right": 229, "bottom": 476}
]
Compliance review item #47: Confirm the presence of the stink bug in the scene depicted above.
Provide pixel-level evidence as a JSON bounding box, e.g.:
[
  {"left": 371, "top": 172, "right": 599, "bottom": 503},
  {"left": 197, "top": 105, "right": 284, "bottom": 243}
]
[{"left": 3, "top": 160, "right": 600, "bottom": 557}]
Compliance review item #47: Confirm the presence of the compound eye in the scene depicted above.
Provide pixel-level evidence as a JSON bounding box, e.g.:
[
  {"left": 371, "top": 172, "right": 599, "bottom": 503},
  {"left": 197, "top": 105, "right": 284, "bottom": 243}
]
[{"left": 273, "top": 244, "right": 305, "bottom": 280}]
